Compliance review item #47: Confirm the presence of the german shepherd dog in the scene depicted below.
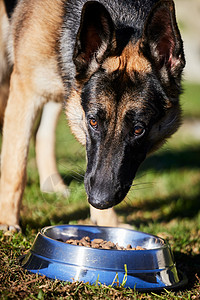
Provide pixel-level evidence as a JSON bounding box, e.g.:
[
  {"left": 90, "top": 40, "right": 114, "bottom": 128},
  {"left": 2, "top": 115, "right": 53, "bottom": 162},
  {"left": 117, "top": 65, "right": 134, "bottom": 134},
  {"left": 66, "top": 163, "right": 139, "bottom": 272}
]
[{"left": 0, "top": 0, "right": 185, "bottom": 231}]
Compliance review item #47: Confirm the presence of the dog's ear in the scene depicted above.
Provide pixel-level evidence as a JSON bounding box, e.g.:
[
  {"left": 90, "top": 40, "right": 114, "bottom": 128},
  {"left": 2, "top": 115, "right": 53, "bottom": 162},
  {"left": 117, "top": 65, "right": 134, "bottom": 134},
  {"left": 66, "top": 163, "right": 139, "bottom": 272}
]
[
  {"left": 73, "top": 1, "right": 115, "bottom": 77},
  {"left": 141, "top": 0, "right": 185, "bottom": 80}
]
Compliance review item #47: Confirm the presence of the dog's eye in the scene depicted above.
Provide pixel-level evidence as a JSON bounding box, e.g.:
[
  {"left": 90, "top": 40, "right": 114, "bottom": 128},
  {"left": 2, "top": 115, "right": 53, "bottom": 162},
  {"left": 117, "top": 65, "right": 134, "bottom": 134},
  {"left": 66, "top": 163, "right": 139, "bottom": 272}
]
[
  {"left": 89, "top": 118, "right": 98, "bottom": 130},
  {"left": 133, "top": 125, "right": 145, "bottom": 136}
]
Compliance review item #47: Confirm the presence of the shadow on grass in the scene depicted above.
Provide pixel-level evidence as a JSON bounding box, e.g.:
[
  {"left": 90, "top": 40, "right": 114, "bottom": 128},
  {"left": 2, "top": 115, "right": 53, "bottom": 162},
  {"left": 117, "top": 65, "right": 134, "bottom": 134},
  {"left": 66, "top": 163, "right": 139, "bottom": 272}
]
[
  {"left": 21, "top": 206, "right": 90, "bottom": 232},
  {"left": 139, "top": 144, "right": 200, "bottom": 172},
  {"left": 116, "top": 191, "right": 200, "bottom": 227},
  {"left": 51, "top": 206, "right": 90, "bottom": 225},
  {"left": 114, "top": 143, "right": 200, "bottom": 226},
  {"left": 174, "top": 251, "right": 200, "bottom": 290}
]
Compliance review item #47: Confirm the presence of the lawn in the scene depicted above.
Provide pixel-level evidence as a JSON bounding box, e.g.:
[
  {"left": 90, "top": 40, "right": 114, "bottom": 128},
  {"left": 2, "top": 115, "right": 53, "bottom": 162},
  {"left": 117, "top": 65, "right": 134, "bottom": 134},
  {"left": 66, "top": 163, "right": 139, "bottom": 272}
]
[{"left": 0, "top": 82, "right": 200, "bottom": 299}]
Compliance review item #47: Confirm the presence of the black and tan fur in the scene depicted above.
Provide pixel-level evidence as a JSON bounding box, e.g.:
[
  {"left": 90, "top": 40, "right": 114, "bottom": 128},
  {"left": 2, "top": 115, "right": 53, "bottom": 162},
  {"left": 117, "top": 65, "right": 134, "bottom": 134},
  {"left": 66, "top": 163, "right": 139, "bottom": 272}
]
[{"left": 0, "top": 0, "right": 185, "bottom": 230}]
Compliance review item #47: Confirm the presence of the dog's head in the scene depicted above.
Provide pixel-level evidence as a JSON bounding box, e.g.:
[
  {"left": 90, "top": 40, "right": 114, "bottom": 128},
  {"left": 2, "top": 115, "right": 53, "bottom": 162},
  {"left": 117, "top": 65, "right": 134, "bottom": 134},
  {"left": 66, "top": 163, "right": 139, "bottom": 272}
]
[{"left": 66, "top": 0, "right": 185, "bottom": 209}]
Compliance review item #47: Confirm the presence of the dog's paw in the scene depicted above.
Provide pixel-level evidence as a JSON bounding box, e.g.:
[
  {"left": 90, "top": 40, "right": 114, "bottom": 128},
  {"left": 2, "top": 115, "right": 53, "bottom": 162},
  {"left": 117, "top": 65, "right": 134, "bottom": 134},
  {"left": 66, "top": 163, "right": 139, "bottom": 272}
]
[
  {"left": 41, "top": 184, "right": 70, "bottom": 197},
  {"left": 0, "top": 224, "right": 21, "bottom": 233},
  {"left": 89, "top": 206, "right": 135, "bottom": 229},
  {"left": 41, "top": 174, "right": 70, "bottom": 197}
]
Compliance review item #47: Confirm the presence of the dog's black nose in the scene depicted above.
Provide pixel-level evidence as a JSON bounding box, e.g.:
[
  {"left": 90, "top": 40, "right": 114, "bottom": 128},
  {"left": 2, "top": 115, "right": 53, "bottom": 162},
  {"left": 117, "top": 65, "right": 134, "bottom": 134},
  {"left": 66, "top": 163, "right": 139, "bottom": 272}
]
[
  {"left": 84, "top": 170, "right": 126, "bottom": 209},
  {"left": 85, "top": 174, "right": 117, "bottom": 209},
  {"left": 88, "top": 194, "right": 116, "bottom": 209}
]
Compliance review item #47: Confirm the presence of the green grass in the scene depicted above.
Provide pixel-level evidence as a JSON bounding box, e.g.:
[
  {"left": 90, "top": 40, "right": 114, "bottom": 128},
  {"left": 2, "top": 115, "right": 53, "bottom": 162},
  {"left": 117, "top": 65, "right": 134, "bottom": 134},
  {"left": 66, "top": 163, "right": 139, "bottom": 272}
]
[
  {"left": 181, "top": 82, "right": 200, "bottom": 118},
  {"left": 0, "top": 82, "right": 200, "bottom": 299}
]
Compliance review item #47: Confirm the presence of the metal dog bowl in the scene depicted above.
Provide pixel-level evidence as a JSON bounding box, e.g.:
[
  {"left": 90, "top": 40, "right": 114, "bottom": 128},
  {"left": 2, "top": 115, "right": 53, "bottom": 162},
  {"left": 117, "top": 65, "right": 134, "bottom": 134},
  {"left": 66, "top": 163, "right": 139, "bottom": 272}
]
[{"left": 20, "top": 225, "right": 187, "bottom": 291}]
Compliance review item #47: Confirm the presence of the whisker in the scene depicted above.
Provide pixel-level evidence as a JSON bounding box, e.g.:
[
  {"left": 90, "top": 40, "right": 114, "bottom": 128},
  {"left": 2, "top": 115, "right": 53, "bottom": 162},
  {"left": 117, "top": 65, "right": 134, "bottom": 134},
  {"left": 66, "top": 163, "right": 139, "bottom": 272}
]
[
  {"left": 70, "top": 175, "right": 83, "bottom": 182},
  {"left": 75, "top": 164, "right": 86, "bottom": 172},
  {"left": 124, "top": 196, "right": 132, "bottom": 205},
  {"left": 135, "top": 171, "right": 156, "bottom": 180},
  {"left": 130, "top": 186, "right": 152, "bottom": 191},
  {"left": 58, "top": 160, "right": 84, "bottom": 172},
  {"left": 71, "top": 170, "right": 85, "bottom": 178},
  {"left": 130, "top": 182, "right": 154, "bottom": 187}
]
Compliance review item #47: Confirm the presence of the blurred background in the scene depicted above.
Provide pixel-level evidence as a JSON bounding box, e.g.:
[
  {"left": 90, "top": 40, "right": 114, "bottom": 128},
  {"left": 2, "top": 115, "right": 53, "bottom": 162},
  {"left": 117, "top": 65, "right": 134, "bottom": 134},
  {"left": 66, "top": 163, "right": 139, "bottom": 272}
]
[
  {"left": 172, "top": 0, "right": 200, "bottom": 149},
  {"left": 175, "top": 0, "right": 200, "bottom": 83}
]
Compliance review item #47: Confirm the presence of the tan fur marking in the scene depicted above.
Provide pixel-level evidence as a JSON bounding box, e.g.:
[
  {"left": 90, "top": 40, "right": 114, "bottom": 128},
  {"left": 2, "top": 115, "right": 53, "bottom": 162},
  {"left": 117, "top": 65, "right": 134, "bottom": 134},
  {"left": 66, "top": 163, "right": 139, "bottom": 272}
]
[
  {"left": 126, "top": 42, "right": 152, "bottom": 73},
  {"left": 118, "top": 99, "right": 141, "bottom": 119},
  {"left": 103, "top": 41, "right": 151, "bottom": 74},
  {"left": 102, "top": 56, "right": 121, "bottom": 73},
  {"left": 66, "top": 89, "right": 87, "bottom": 145},
  {"left": 101, "top": 91, "right": 142, "bottom": 122}
]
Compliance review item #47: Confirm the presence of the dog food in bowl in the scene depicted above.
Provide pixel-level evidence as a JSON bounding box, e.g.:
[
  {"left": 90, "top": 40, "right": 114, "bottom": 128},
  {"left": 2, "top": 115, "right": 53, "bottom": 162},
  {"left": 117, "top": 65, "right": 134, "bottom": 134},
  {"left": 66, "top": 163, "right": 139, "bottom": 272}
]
[{"left": 65, "top": 236, "right": 145, "bottom": 250}]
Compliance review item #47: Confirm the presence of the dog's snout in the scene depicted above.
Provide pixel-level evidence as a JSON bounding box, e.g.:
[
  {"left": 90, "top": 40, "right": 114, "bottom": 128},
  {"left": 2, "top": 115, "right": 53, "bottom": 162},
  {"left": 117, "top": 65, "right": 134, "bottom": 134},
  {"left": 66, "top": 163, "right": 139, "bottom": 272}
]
[
  {"left": 85, "top": 174, "right": 122, "bottom": 209},
  {"left": 88, "top": 195, "right": 114, "bottom": 209}
]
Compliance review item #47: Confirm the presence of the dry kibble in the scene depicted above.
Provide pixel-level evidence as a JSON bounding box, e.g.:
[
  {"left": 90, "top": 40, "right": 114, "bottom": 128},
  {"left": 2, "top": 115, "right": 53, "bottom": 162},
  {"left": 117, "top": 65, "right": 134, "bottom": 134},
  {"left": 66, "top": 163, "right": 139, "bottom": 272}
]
[
  {"left": 79, "top": 237, "right": 91, "bottom": 247},
  {"left": 107, "top": 241, "right": 115, "bottom": 248},
  {"left": 93, "top": 244, "right": 101, "bottom": 249},
  {"left": 65, "top": 236, "right": 146, "bottom": 250},
  {"left": 126, "top": 244, "right": 132, "bottom": 250},
  {"left": 136, "top": 246, "right": 145, "bottom": 250},
  {"left": 92, "top": 238, "right": 104, "bottom": 244},
  {"left": 102, "top": 245, "right": 111, "bottom": 250}
]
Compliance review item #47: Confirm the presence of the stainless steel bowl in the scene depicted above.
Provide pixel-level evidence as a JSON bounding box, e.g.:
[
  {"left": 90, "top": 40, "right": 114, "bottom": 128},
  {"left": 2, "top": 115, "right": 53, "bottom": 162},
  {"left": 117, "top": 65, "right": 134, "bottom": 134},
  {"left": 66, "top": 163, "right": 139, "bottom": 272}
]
[{"left": 20, "top": 225, "right": 187, "bottom": 291}]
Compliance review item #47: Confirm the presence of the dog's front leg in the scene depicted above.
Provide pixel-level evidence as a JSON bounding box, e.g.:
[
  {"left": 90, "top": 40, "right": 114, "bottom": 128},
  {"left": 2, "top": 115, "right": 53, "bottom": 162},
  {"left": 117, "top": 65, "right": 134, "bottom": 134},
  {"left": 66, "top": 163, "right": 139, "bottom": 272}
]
[
  {"left": 36, "top": 101, "right": 69, "bottom": 197},
  {"left": 90, "top": 205, "right": 118, "bottom": 227},
  {"left": 0, "top": 71, "right": 42, "bottom": 231}
]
